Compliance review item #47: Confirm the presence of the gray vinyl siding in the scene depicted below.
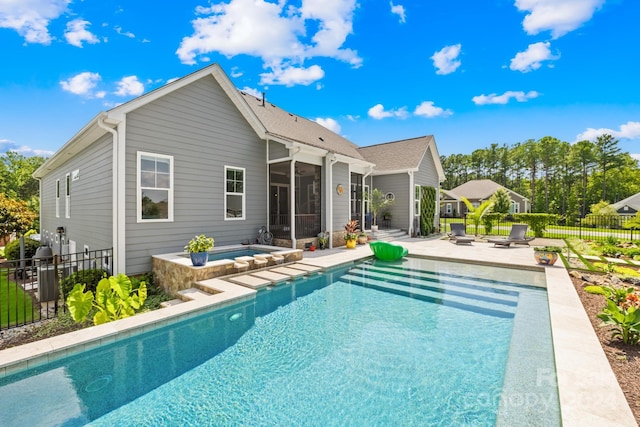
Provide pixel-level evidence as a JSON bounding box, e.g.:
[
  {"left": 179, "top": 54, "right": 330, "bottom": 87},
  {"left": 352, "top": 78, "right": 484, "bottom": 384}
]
[
  {"left": 40, "top": 134, "right": 113, "bottom": 253},
  {"left": 331, "top": 162, "right": 350, "bottom": 234},
  {"left": 268, "top": 140, "right": 288, "bottom": 160},
  {"left": 124, "top": 75, "right": 268, "bottom": 274},
  {"left": 372, "top": 174, "right": 409, "bottom": 230},
  {"left": 414, "top": 146, "right": 441, "bottom": 228}
]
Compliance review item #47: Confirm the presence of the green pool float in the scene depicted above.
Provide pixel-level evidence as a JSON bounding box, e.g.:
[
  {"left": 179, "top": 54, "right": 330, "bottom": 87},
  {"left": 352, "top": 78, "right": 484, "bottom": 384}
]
[{"left": 369, "top": 241, "right": 409, "bottom": 261}]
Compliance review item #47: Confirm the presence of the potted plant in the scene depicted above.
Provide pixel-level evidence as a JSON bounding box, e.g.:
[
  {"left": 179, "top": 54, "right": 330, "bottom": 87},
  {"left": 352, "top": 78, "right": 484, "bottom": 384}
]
[
  {"left": 533, "top": 246, "right": 562, "bottom": 265},
  {"left": 185, "top": 234, "right": 215, "bottom": 266},
  {"left": 317, "top": 231, "right": 329, "bottom": 250},
  {"left": 344, "top": 220, "right": 359, "bottom": 249},
  {"left": 357, "top": 232, "right": 368, "bottom": 245},
  {"left": 366, "top": 188, "right": 393, "bottom": 232}
]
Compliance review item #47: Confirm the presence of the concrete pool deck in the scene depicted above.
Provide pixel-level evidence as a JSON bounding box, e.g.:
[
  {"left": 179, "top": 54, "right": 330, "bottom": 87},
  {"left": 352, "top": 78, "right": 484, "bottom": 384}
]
[{"left": 0, "top": 235, "right": 636, "bottom": 426}]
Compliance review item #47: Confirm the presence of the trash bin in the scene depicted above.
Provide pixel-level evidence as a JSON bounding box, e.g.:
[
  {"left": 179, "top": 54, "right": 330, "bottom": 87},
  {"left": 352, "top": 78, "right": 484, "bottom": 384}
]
[{"left": 34, "top": 246, "right": 58, "bottom": 303}]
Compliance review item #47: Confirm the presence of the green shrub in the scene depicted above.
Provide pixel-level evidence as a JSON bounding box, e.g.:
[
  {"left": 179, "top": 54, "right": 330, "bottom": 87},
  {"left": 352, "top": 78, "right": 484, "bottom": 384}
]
[
  {"left": 4, "top": 237, "right": 40, "bottom": 260},
  {"left": 513, "top": 213, "right": 559, "bottom": 237},
  {"left": 604, "top": 235, "right": 619, "bottom": 246},
  {"left": 59, "top": 269, "right": 107, "bottom": 299},
  {"left": 67, "top": 274, "right": 147, "bottom": 325},
  {"left": 599, "top": 244, "right": 622, "bottom": 258}
]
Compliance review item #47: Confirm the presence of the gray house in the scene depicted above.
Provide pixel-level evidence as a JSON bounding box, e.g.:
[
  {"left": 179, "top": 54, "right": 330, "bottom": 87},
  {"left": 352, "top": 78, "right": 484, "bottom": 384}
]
[
  {"left": 440, "top": 179, "right": 530, "bottom": 217},
  {"left": 612, "top": 192, "right": 640, "bottom": 217},
  {"left": 34, "top": 64, "right": 444, "bottom": 276},
  {"left": 359, "top": 136, "right": 444, "bottom": 233}
]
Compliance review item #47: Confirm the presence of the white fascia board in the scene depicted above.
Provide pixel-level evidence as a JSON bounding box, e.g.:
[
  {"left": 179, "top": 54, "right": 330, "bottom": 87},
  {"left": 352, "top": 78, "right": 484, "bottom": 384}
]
[
  {"left": 33, "top": 113, "right": 115, "bottom": 178},
  {"left": 371, "top": 168, "right": 419, "bottom": 176}
]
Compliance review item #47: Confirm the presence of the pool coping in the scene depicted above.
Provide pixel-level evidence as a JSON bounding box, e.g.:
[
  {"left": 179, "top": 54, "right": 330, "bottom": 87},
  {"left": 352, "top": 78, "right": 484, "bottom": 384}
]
[{"left": 0, "top": 238, "right": 636, "bottom": 426}]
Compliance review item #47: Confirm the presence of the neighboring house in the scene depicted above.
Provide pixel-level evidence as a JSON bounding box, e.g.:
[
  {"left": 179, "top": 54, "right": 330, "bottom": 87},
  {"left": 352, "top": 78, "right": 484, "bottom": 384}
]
[
  {"left": 358, "top": 136, "right": 445, "bottom": 233},
  {"left": 34, "top": 64, "right": 444, "bottom": 276},
  {"left": 612, "top": 192, "right": 640, "bottom": 217},
  {"left": 440, "top": 179, "right": 530, "bottom": 217}
]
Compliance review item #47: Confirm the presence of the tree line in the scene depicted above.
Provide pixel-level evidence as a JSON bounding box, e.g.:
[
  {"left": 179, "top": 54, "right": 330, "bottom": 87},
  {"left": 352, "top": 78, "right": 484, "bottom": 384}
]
[
  {"left": 440, "top": 134, "right": 640, "bottom": 217},
  {"left": 0, "top": 152, "right": 47, "bottom": 237}
]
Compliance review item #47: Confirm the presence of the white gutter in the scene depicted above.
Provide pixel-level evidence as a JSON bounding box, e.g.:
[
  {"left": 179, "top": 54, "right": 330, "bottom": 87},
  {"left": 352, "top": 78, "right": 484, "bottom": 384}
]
[
  {"left": 326, "top": 153, "right": 339, "bottom": 248},
  {"left": 97, "top": 115, "right": 125, "bottom": 274}
]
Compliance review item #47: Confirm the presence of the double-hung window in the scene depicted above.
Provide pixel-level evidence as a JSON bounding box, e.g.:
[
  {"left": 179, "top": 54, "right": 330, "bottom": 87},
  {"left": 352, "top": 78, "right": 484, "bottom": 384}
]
[
  {"left": 225, "top": 166, "right": 245, "bottom": 220},
  {"left": 65, "top": 173, "right": 71, "bottom": 218},
  {"left": 55, "top": 179, "right": 60, "bottom": 218},
  {"left": 414, "top": 185, "right": 421, "bottom": 216},
  {"left": 138, "top": 152, "right": 173, "bottom": 222}
]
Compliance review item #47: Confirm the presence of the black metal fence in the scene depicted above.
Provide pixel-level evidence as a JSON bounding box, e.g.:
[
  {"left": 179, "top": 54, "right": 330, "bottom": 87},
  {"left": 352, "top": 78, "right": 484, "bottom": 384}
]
[
  {"left": 0, "top": 247, "right": 112, "bottom": 331},
  {"left": 440, "top": 215, "right": 639, "bottom": 242}
]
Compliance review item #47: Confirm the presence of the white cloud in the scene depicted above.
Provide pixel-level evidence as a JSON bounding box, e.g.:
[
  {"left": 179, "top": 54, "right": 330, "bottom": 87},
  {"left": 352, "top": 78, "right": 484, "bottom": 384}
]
[
  {"left": 0, "top": 140, "right": 53, "bottom": 157},
  {"left": 260, "top": 64, "right": 324, "bottom": 87},
  {"left": 60, "top": 72, "right": 103, "bottom": 97},
  {"left": 515, "top": 0, "right": 605, "bottom": 39},
  {"left": 431, "top": 44, "right": 462, "bottom": 75},
  {"left": 576, "top": 121, "right": 640, "bottom": 142},
  {"left": 176, "top": 0, "right": 360, "bottom": 86},
  {"left": 509, "top": 41, "right": 558, "bottom": 72},
  {"left": 368, "top": 104, "right": 408, "bottom": 120},
  {"left": 114, "top": 76, "right": 144, "bottom": 97},
  {"left": 64, "top": 19, "right": 99, "bottom": 47},
  {"left": 114, "top": 26, "right": 135, "bottom": 38},
  {"left": 390, "top": 2, "right": 406, "bottom": 23},
  {"left": 315, "top": 117, "right": 341, "bottom": 134},
  {"left": 472, "top": 90, "right": 539, "bottom": 105},
  {"left": 414, "top": 101, "right": 452, "bottom": 118},
  {"left": 240, "top": 86, "right": 263, "bottom": 99},
  {"left": 0, "top": 0, "right": 70, "bottom": 44}
]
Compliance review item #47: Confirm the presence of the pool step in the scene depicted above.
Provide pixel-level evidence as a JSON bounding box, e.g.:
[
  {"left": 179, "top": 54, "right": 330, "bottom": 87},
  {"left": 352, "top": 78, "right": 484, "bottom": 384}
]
[
  {"left": 352, "top": 264, "right": 521, "bottom": 297},
  {"left": 177, "top": 287, "right": 214, "bottom": 302},
  {"left": 341, "top": 269, "right": 517, "bottom": 318},
  {"left": 224, "top": 262, "right": 324, "bottom": 290}
]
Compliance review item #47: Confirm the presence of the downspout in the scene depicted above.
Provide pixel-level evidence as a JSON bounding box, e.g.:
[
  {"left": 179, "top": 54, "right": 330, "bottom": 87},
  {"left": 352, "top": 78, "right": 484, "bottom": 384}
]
[
  {"left": 326, "top": 153, "right": 339, "bottom": 248},
  {"left": 97, "top": 115, "right": 123, "bottom": 274},
  {"left": 408, "top": 171, "right": 415, "bottom": 236},
  {"left": 362, "top": 166, "right": 373, "bottom": 230},
  {"left": 289, "top": 145, "right": 301, "bottom": 249}
]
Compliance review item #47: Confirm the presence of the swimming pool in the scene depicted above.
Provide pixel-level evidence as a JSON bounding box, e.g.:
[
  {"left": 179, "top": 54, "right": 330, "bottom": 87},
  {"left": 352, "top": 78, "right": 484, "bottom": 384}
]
[
  {"left": 0, "top": 257, "right": 560, "bottom": 426},
  {"left": 206, "top": 248, "right": 263, "bottom": 261}
]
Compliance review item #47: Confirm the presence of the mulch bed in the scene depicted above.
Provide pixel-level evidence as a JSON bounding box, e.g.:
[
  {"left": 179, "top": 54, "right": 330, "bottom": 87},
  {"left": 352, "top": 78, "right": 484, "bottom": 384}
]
[{"left": 570, "top": 273, "right": 640, "bottom": 424}]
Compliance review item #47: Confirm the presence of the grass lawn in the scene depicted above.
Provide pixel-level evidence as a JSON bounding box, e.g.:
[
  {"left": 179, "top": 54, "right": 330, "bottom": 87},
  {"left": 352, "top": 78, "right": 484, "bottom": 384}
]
[{"left": 0, "top": 270, "right": 39, "bottom": 328}]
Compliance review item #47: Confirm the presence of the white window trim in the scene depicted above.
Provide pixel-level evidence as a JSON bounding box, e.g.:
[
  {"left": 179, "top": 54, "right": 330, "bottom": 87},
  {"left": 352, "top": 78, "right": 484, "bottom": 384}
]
[
  {"left": 137, "top": 151, "right": 174, "bottom": 223},
  {"left": 224, "top": 165, "right": 246, "bottom": 221},
  {"left": 55, "top": 179, "right": 60, "bottom": 218},
  {"left": 65, "top": 173, "right": 71, "bottom": 218},
  {"left": 414, "top": 184, "right": 421, "bottom": 216},
  {"left": 445, "top": 203, "right": 452, "bottom": 214}
]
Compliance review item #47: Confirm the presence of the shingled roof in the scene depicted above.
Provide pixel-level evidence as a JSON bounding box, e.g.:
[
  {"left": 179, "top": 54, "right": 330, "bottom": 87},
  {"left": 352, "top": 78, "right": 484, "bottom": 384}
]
[
  {"left": 613, "top": 192, "right": 640, "bottom": 211},
  {"left": 241, "top": 92, "right": 366, "bottom": 161},
  {"left": 447, "top": 179, "right": 529, "bottom": 201},
  {"left": 358, "top": 136, "right": 443, "bottom": 180}
]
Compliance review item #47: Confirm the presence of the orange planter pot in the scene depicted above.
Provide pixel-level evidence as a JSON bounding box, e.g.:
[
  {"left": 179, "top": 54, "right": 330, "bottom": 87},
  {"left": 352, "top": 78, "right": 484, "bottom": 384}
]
[{"left": 534, "top": 251, "right": 558, "bottom": 265}]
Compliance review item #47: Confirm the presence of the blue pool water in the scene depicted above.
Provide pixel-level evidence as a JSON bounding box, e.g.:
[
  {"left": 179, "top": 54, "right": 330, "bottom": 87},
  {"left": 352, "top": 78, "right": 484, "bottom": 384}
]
[
  {"left": 0, "top": 258, "right": 560, "bottom": 426},
  {"left": 207, "top": 249, "right": 263, "bottom": 261}
]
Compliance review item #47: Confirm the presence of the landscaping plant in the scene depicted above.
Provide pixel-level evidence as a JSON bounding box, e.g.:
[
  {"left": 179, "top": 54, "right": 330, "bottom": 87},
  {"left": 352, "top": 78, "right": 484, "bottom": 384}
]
[
  {"left": 67, "top": 273, "right": 147, "bottom": 325},
  {"left": 585, "top": 284, "right": 640, "bottom": 345}
]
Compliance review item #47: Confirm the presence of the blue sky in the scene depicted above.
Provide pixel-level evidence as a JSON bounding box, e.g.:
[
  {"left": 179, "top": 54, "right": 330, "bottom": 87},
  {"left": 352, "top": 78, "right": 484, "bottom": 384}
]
[{"left": 1, "top": 0, "right": 639, "bottom": 158}]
